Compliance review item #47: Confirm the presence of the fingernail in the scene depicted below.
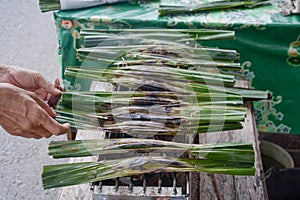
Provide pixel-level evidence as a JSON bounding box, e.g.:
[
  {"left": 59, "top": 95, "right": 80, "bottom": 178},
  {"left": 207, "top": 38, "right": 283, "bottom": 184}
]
[
  {"left": 55, "top": 78, "right": 60, "bottom": 85},
  {"left": 54, "top": 88, "right": 62, "bottom": 94},
  {"left": 63, "top": 123, "right": 71, "bottom": 128}
]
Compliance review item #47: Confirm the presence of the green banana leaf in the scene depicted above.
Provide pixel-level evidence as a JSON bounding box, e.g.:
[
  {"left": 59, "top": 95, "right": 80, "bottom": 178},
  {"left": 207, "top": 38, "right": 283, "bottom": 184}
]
[
  {"left": 43, "top": 155, "right": 255, "bottom": 189},
  {"left": 48, "top": 138, "right": 254, "bottom": 160},
  {"left": 159, "top": 0, "right": 272, "bottom": 15}
]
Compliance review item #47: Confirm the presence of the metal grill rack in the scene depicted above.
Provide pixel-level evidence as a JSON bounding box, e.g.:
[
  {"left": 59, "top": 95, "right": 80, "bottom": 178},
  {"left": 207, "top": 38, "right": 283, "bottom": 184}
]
[{"left": 92, "top": 172, "right": 189, "bottom": 200}]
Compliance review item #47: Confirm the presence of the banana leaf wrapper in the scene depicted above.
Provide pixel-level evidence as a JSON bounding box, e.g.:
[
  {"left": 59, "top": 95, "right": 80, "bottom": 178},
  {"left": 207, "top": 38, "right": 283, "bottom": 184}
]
[{"left": 42, "top": 155, "right": 255, "bottom": 189}]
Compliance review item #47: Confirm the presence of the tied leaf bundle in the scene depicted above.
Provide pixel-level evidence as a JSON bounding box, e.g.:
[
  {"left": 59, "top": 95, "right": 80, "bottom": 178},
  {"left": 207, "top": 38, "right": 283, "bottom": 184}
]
[
  {"left": 57, "top": 64, "right": 268, "bottom": 134},
  {"left": 39, "top": 0, "right": 129, "bottom": 12},
  {"left": 44, "top": 138, "right": 255, "bottom": 189},
  {"left": 39, "top": 0, "right": 61, "bottom": 12},
  {"left": 48, "top": 138, "right": 254, "bottom": 159},
  {"left": 159, "top": 0, "right": 272, "bottom": 16},
  {"left": 77, "top": 29, "right": 239, "bottom": 72},
  {"left": 43, "top": 157, "right": 255, "bottom": 189}
]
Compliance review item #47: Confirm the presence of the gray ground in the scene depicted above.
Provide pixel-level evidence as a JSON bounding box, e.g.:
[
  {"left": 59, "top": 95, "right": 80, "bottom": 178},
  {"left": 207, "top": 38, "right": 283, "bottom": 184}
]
[{"left": 0, "top": 1, "right": 68, "bottom": 200}]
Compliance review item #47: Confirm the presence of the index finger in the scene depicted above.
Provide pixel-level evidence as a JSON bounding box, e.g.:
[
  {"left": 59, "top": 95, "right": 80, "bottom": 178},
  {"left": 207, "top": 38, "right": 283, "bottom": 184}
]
[{"left": 32, "top": 72, "right": 61, "bottom": 96}]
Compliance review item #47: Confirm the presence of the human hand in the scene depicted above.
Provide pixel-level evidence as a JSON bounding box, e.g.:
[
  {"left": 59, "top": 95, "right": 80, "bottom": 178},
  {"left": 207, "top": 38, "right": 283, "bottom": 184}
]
[
  {"left": 0, "top": 64, "right": 61, "bottom": 100},
  {"left": 0, "top": 83, "right": 70, "bottom": 139}
]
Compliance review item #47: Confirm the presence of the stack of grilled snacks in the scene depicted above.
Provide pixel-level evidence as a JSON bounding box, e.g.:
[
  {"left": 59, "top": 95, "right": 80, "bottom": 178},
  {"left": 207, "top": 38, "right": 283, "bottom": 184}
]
[{"left": 43, "top": 29, "right": 268, "bottom": 189}]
